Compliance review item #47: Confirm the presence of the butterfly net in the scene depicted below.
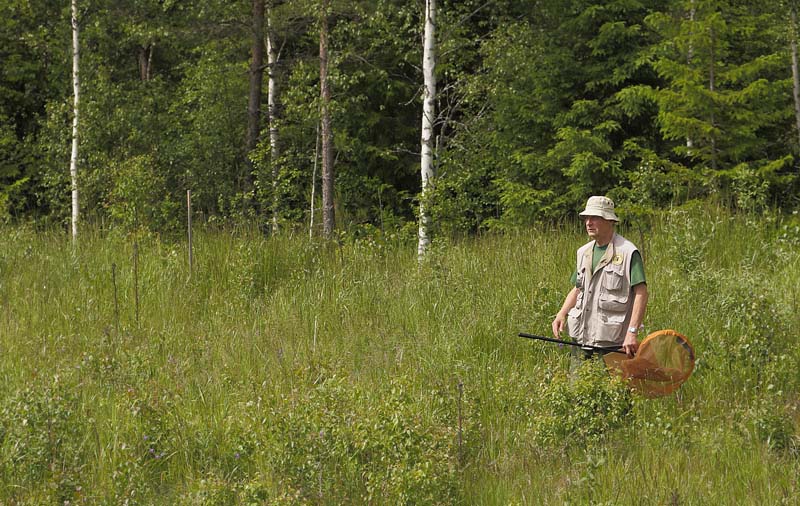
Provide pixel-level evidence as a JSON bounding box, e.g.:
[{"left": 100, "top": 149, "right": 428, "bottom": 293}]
[{"left": 603, "top": 329, "right": 695, "bottom": 398}]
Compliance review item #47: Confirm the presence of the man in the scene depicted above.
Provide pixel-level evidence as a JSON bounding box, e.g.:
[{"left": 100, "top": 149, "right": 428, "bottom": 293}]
[{"left": 551, "top": 196, "right": 648, "bottom": 358}]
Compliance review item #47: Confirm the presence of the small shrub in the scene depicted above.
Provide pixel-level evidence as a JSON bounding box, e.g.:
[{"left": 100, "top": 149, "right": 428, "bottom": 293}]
[
  {"left": 266, "top": 371, "right": 458, "bottom": 505},
  {"left": 777, "top": 211, "right": 800, "bottom": 246},
  {"left": 0, "top": 378, "right": 86, "bottom": 502},
  {"left": 747, "top": 403, "right": 798, "bottom": 453},
  {"left": 530, "top": 361, "right": 634, "bottom": 447},
  {"left": 716, "top": 291, "right": 788, "bottom": 370},
  {"left": 177, "top": 475, "right": 238, "bottom": 506},
  {"left": 106, "top": 153, "right": 180, "bottom": 233}
]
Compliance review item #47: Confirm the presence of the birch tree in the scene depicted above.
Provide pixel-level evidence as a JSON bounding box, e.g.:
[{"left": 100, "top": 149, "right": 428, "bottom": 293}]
[
  {"left": 267, "top": 2, "right": 281, "bottom": 233},
  {"left": 70, "top": 0, "right": 80, "bottom": 243},
  {"left": 418, "top": 0, "right": 436, "bottom": 260},
  {"left": 320, "top": 0, "right": 334, "bottom": 238}
]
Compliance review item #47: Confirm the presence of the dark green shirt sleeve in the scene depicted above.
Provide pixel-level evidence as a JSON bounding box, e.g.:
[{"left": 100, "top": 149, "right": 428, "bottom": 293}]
[{"left": 630, "top": 250, "right": 646, "bottom": 286}]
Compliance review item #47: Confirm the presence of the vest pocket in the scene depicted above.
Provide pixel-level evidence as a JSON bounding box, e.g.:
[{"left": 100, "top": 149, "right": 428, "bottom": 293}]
[
  {"left": 598, "top": 313, "right": 626, "bottom": 342},
  {"left": 601, "top": 265, "right": 624, "bottom": 291},
  {"left": 566, "top": 307, "right": 581, "bottom": 338},
  {"left": 598, "top": 293, "right": 629, "bottom": 312}
]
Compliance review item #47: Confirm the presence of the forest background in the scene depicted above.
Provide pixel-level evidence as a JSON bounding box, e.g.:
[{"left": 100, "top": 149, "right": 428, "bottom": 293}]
[{"left": 3, "top": 0, "right": 800, "bottom": 235}]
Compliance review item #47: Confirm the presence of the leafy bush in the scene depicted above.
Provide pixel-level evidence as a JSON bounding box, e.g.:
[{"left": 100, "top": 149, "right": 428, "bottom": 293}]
[
  {"left": 529, "top": 361, "right": 634, "bottom": 447},
  {"left": 267, "top": 371, "right": 458, "bottom": 505},
  {"left": 106, "top": 153, "right": 181, "bottom": 234},
  {"left": 777, "top": 211, "right": 800, "bottom": 246},
  {"left": 0, "top": 378, "right": 86, "bottom": 503},
  {"left": 746, "top": 402, "right": 799, "bottom": 454}
]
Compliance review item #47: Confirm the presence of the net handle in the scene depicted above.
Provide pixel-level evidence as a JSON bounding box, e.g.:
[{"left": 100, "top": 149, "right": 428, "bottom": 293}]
[{"left": 518, "top": 332, "right": 626, "bottom": 355}]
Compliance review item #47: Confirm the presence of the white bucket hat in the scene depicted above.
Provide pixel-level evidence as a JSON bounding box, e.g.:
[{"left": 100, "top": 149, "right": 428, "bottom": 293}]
[{"left": 579, "top": 195, "right": 619, "bottom": 222}]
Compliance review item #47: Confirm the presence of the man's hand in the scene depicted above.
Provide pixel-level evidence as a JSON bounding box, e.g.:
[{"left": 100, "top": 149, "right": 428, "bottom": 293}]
[
  {"left": 552, "top": 288, "right": 580, "bottom": 339},
  {"left": 622, "top": 331, "right": 639, "bottom": 357},
  {"left": 551, "top": 314, "right": 566, "bottom": 339}
]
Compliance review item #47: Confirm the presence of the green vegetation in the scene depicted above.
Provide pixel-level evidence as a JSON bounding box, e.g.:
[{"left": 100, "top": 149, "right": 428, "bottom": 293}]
[
  {"left": 4, "top": 2, "right": 798, "bottom": 501},
  {"left": 1, "top": 204, "right": 798, "bottom": 504},
  {"left": 3, "top": 1, "right": 800, "bottom": 232}
]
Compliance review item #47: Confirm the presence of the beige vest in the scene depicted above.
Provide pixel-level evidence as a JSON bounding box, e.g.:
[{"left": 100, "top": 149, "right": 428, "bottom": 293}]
[{"left": 567, "top": 233, "right": 638, "bottom": 348}]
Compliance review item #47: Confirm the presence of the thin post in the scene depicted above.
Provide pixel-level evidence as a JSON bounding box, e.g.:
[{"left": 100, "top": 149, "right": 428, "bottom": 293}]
[
  {"left": 313, "top": 315, "right": 318, "bottom": 353},
  {"left": 457, "top": 380, "right": 463, "bottom": 464},
  {"left": 133, "top": 242, "right": 139, "bottom": 325},
  {"left": 318, "top": 429, "right": 325, "bottom": 500},
  {"left": 310, "top": 122, "right": 320, "bottom": 239},
  {"left": 187, "top": 190, "right": 193, "bottom": 276},
  {"left": 112, "top": 263, "right": 119, "bottom": 333}
]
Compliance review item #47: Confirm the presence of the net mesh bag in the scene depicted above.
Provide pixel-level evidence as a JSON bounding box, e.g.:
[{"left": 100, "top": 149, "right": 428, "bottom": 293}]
[{"left": 603, "top": 329, "right": 695, "bottom": 398}]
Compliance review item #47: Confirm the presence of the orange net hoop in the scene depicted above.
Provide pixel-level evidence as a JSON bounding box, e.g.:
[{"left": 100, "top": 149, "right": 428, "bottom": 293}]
[{"left": 603, "top": 329, "right": 695, "bottom": 398}]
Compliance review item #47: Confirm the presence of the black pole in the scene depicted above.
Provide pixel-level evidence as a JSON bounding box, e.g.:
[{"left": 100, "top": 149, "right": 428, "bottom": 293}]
[{"left": 518, "top": 332, "right": 625, "bottom": 355}]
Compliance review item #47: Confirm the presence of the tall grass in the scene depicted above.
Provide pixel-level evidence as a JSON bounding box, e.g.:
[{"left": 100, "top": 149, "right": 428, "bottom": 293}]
[{"left": 0, "top": 204, "right": 798, "bottom": 504}]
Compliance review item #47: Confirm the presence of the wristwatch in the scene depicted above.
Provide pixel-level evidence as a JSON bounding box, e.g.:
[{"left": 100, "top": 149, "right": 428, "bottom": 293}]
[{"left": 627, "top": 326, "right": 638, "bottom": 334}]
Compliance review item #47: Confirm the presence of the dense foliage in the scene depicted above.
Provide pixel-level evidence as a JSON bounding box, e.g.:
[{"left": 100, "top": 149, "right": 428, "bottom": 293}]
[{"left": 2, "top": 0, "right": 799, "bottom": 234}]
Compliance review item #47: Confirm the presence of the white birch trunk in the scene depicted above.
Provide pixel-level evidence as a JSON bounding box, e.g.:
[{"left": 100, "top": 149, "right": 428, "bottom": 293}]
[
  {"left": 268, "top": 8, "right": 280, "bottom": 233},
  {"left": 70, "top": 0, "right": 80, "bottom": 243},
  {"left": 320, "top": 0, "right": 334, "bottom": 238},
  {"left": 417, "top": 0, "right": 436, "bottom": 261}
]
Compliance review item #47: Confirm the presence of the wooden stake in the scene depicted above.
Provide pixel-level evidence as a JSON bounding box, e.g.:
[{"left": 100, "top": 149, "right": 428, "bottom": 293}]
[
  {"left": 133, "top": 242, "right": 139, "bottom": 325},
  {"left": 310, "top": 122, "right": 320, "bottom": 239},
  {"left": 458, "top": 379, "right": 464, "bottom": 463},
  {"left": 112, "top": 263, "right": 119, "bottom": 333},
  {"left": 187, "top": 190, "right": 193, "bottom": 276}
]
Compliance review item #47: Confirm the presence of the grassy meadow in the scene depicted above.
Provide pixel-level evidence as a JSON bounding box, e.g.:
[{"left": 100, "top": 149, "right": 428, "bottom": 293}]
[{"left": 0, "top": 203, "right": 799, "bottom": 505}]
